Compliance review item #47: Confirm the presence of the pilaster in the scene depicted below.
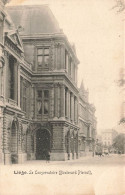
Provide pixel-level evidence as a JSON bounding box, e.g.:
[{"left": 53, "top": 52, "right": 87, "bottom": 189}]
[
  {"left": 60, "top": 84, "right": 65, "bottom": 119},
  {"left": 49, "top": 86, "right": 54, "bottom": 118},
  {"left": 54, "top": 83, "right": 58, "bottom": 118},
  {"left": 17, "top": 63, "right": 21, "bottom": 107},
  {"left": 60, "top": 43, "right": 65, "bottom": 70},
  {"left": 51, "top": 122, "right": 66, "bottom": 161},
  {"left": 71, "top": 93, "right": 74, "bottom": 123},
  {"left": 67, "top": 89, "right": 70, "bottom": 121},
  {"left": 65, "top": 88, "right": 68, "bottom": 119}
]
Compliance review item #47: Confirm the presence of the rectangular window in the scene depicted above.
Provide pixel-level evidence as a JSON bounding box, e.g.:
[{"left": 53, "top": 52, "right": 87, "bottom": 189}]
[
  {"left": 9, "top": 55, "right": 15, "bottom": 100},
  {"left": 37, "top": 90, "right": 49, "bottom": 115},
  {"left": 37, "top": 48, "right": 49, "bottom": 67},
  {"left": 44, "top": 100, "right": 49, "bottom": 114}
]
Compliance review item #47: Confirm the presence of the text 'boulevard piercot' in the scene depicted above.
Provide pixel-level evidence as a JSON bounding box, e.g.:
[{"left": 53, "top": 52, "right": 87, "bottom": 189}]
[{"left": 13, "top": 170, "right": 92, "bottom": 176}]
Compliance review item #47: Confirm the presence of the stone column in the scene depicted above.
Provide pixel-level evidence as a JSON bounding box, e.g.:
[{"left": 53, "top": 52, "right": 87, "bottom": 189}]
[
  {"left": 67, "top": 89, "right": 70, "bottom": 121},
  {"left": 0, "top": 45, "right": 4, "bottom": 98},
  {"left": 70, "top": 129, "right": 74, "bottom": 159},
  {"left": 50, "top": 123, "right": 66, "bottom": 161},
  {"left": 3, "top": 114, "right": 11, "bottom": 164},
  {"left": 75, "top": 132, "right": 79, "bottom": 159},
  {"left": 14, "top": 61, "right": 18, "bottom": 102},
  {"left": 65, "top": 88, "right": 68, "bottom": 119},
  {"left": 34, "top": 87, "right": 37, "bottom": 119},
  {"left": 60, "top": 84, "right": 65, "bottom": 119},
  {"left": 67, "top": 130, "right": 71, "bottom": 160},
  {"left": 57, "top": 84, "right": 61, "bottom": 118},
  {"left": 17, "top": 63, "right": 21, "bottom": 107},
  {"left": 74, "top": 97, "right": 78, "bottom": 124},
  {"left": 60, "top": 43, "right": 65, "bottom": 70},
  {"left": 89, "top": 125, "right": 92, "bottom": 138},
  {"left": 49, "top": 87, "right": 54, "bottom": 119},
  {"left": 57, "top": 44, "right": 61, "bottom": 70},
  {"left": 20, "top": 77, "right": 23, "bottom": 110},
  {"left": 54, "top": 44, "right": 58, "bottom": 70},
  {"left": 0, "top": 66, "right": 2, "bottom": 96},
  {"left": 54, "top": 84, "right": 58, "bottom": 118},
  {"left": 71, "top": 93, "right": 74, "bottom": 122},
  {"left": 30, "top": 85, "right": 34, "bottom": 119},
  {"left": 0, "top": 64, "right": 3, "bottom": 97},
  {"left": 0, "top": 107, "right": 4, "bottom": 164}
]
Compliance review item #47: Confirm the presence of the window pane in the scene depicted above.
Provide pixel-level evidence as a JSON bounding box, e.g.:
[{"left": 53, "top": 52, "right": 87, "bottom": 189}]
[
  {"left": 37, "top": 49, "right": 43, "bottom": 55},
  {"left": 37, "top": 56, "right": 43, "bottom": 66},
  {"left": 37, "top": 90, "right": 42, "bottom": 98},
  {"left": 44, "top": 48, "right": 49, "bottom": 55},
  {"left": 44, "top": 100, "right": 49, "bottom": 114},
  {"left": 44, "top": 56, "right": 49, "bottom": 65},
  {"left": 37, "top": 100, "right": 42, "bottom": 114},
  {"left": 44, "top": 90, "right": 49, "bottom": 98}
]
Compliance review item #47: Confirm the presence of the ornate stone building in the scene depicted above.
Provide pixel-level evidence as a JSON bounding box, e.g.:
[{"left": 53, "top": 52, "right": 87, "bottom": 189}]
[
  {"left": 78, "top": 81, "right": 97, "bottom": 156},
  {"left": 0, "top": 2, "right": 97, "bottom": 164}
]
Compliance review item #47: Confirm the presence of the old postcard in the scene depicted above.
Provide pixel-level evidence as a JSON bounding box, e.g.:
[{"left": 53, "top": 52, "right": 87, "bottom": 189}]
[{"left": 0, "top": 0, "right": 125, "bottom": 194}]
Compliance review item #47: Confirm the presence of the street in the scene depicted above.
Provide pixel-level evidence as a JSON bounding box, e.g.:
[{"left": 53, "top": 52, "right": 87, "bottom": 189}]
[{"left": 23, "top": 154, "right": 125, "bottom": 166}]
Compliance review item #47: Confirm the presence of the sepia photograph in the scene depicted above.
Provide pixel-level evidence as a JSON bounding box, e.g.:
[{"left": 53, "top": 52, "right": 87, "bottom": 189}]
[{"left": 0, "top": 0, "right": 125, "bottom": 194}]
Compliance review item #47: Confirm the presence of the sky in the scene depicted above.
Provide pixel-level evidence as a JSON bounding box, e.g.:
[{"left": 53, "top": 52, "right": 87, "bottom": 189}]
[{"left": 7, "top": 0, "right": 124, "bottom": 133}]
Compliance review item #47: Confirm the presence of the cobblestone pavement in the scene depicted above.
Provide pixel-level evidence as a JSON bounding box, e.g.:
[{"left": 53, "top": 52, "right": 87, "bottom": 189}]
[{"left": 24, "top": 154, "right": 125, "bottom": 166}]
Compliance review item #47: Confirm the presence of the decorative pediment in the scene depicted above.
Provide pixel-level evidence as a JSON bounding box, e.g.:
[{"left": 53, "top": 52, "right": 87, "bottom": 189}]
[{"left": 5, "top": 30, "right": 24, "bottom": 52}]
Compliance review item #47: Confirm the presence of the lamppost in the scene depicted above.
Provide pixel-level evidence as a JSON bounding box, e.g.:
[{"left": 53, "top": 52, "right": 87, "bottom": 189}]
[{"left": 92, "top": 139, "right": 98, "bottom": 157}]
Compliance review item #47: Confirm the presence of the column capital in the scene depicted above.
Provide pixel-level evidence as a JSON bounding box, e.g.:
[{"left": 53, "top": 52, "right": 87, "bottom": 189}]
[{"left": 60, "top": 83, "right": 65, "bottom": 88}]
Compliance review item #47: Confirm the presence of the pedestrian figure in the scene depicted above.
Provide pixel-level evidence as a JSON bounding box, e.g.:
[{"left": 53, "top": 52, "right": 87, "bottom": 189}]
[{"left": 46, "top": 150, "right": 50, "bottom": 163}]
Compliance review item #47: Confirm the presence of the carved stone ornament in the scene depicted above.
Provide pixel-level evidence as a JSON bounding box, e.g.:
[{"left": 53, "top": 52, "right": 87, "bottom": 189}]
[{"left": 0, "top": 56, "right": 5, "bottom": 68}]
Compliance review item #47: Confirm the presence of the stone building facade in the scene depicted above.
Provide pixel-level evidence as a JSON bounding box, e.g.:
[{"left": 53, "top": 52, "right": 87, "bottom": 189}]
[
  {"left": 0, "top": 2, "right": 96, "bottom": 164},
  {"left": 101, "top": 129, "right": 118, "bottom": 147},
  {"left": 78, "top": 81, "right": 97, "bottom": 156}
]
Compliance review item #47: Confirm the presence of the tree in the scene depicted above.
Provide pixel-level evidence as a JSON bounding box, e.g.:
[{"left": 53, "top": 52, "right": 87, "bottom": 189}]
[{"left": 113, "top": 133, "right": 125, "bottom": 153}]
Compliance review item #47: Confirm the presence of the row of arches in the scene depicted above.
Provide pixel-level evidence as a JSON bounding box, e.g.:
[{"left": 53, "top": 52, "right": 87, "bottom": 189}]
[
  {"left": 6, "top": 118, "right": 79, "bottom": 163},
  {"left": 7, "top": 119, "right": 52, "bottom": 163}
]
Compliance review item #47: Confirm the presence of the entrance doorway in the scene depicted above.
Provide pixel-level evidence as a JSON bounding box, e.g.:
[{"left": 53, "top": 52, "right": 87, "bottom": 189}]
[{"left": 36, "top": 129, "right": 51, "bottom": 160}]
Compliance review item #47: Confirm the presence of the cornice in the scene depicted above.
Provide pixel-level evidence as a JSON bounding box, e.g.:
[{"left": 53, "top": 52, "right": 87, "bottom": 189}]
[{"left": 21, "top": 33, "right": 79, "bottom": 64}]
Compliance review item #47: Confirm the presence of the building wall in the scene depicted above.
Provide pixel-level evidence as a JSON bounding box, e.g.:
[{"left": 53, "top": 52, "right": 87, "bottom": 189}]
[
  {"left": 0, "top": 3, "right": 97, "bottom": 164},
  {"left": 101, "top": 130, "right": 118, "bottom": 146},
  {"left": 78, "top": 91, "right": 97, "bottom": 157}
]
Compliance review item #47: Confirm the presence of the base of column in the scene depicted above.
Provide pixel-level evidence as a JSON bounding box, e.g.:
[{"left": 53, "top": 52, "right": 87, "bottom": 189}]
[
  {"left": 80, "top": 151, "right": 86, "bottom": 157},
  {"left": 18, "top": 153, "right": 27, "bottom": 164},
  {"left": 76, "top": 153, "right": 79, "bottom": 159},
  {"left": 74, "top": 153, "right": 76, "bottom": 159},
  {"left": 0, "top": 153, "right": 5, "bottom": 164},
  {"left": 27, "top": 153, "right": 35, "bottom": 160},
  {"left": 4, "top": 153, "right": 11, "bottom": 165},
  {"left": 68, "top": 153, "right": 73, "bottom": 160},
  {"left": 50, "top": 152, "right": 68, "bottom": 161}
]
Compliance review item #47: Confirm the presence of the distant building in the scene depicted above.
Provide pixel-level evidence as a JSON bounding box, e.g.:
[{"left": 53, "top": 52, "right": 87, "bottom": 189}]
[
  {"left": 101, "top": 129, "right": 118, "bottom": 147},
  {"left": 78, "top": 81, "right": 97, "bottom": 156}
]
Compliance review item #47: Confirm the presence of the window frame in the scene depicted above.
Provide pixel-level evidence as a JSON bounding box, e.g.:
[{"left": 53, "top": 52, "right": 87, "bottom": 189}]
[
  {"left": 37, "top": 47, "right": 50, "bottom": 69},
  {"left": 37, "top": 89, "right": 49, "bottom": 116}
]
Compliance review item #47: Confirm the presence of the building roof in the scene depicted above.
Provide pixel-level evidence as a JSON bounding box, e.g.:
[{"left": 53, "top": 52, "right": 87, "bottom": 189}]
[{"left": 6, "top": 5, "right": 61, "bottom": 35}]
